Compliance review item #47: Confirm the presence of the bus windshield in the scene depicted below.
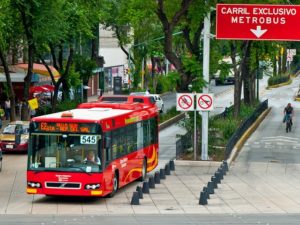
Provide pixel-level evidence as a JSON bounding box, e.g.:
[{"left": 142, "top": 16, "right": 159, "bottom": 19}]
[{"left": 28, "top": 133, "right": 102, "bottom": 173}]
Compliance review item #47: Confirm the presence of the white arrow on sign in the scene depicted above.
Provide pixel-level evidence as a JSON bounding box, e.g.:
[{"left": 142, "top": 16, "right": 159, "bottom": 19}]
[{"left": 250, "top": 26, "right": 267, "bottom": 38}]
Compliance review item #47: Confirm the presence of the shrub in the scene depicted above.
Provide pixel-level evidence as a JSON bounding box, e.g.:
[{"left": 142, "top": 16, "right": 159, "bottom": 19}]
[{"left": 268, "top": 75, "right": 289, "bottom": 86}]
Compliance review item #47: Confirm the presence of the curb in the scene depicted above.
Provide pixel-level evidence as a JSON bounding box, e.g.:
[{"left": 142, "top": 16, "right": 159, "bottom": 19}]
[
  {"left": 266, "top": 79, "right": 292, "bottom": 89},
  {"left": 159, "top": 113, "right": 185, "bottom": 131},
  {"left": 227, "top": 107, "right": 272, "bottom": 164},
  {"left": 175, "top": 160, "right": 222, "bottom": 167}
]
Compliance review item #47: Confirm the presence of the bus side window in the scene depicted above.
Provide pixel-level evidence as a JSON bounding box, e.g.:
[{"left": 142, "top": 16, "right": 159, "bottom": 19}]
[{"left": 104, "top": 132, "right": 112, "bottom": 162}]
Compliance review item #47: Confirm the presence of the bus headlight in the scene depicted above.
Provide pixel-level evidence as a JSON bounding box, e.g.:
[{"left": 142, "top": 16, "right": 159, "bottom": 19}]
[
  {"left": 85, "top": 183, "right": 100, "bottom": 190},
  {"left": 27, "top": 181, "right": 42, "bottom": 188}
]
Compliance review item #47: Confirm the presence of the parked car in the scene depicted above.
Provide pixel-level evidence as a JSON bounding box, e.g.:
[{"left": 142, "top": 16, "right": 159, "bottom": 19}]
[
  {"left": 130, "top": 92, "right": 164, "bottom": 113},
  {"left": 0, "top": 147, "right": 2, "bottom": 171},
  {"left": 0, "top": 121, "right": 30, "bottom": 152},
  {"left": 215, "top": 77, "right": 235, "bottom": 86}
]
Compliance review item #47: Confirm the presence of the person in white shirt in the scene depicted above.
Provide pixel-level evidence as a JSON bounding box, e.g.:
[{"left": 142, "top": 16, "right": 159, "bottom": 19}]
[
  {"left": 4, "top": 99, "right": 11, "bottom": 120},
  {"left": 84, "top": 150, "right": 101, "bottom": 165}
]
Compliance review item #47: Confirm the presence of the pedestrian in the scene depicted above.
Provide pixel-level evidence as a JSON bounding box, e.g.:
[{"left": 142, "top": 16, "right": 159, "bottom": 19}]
[
  {"left": 30, "top": 108, "right": 36, "bottom": 118},
  {"left": 16, "top": 99, "right": 21, "bottom": 118},
  {"left": 4, "top": 98, "right": 11, "bottom": 120}
]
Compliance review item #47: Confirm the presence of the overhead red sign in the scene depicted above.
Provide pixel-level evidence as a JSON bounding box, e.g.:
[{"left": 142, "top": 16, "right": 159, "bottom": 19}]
[{"left": 216, "top": 4, "right": 300, "bottom": 41}]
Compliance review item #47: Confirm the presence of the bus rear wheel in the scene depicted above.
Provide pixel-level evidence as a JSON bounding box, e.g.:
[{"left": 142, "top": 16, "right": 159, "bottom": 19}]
[{"left": 108, "top": 173, "right": 119, "bottom": 197}]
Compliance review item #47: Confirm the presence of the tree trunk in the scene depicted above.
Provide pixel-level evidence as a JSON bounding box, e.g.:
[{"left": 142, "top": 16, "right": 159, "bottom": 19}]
[
  {"left": 91, "top": 25, "right": 99, "bottom": 60},
  {"left": 273, "top": 55, "right": 277, "bottom": 77},
  {"left": 278, "top": 48, "right": 282, "bottom": 76},
  {"left": 242, "top": 41, "right": 252, "bottom": 105},
  {"left": 0, "top": 49, "right": 16, "bottom": 121},
  {"left": 231, "top": 42, "right": 242, "bottom": 119},
  {"left": 282, "top": 47, "right": 287, "bottom": 74},
  {"left": 21, "top": 43, "right": 34, "bottom": 121}
]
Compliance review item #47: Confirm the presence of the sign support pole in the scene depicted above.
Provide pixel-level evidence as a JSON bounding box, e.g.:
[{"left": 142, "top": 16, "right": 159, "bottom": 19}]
[
  {"left": 193, "top": 93, "right": 197, "bottom": 160},
  {"left": 201, "top": 10, "right": 210, "bottom": 161}
]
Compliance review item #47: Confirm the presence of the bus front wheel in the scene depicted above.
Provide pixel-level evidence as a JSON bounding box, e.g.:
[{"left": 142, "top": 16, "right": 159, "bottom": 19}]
[{"left": 108, "top": 172, "right": 119, "bottom": 197}]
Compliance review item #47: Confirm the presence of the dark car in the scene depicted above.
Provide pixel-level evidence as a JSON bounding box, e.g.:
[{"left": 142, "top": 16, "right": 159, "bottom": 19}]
[{"left": 215, "top": 77, "right": 235, "bottom": 86}]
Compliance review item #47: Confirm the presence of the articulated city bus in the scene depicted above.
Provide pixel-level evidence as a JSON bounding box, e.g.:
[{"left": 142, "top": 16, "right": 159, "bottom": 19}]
[{"left": 27, "top": 96, "right": 159, "bottom": 197}]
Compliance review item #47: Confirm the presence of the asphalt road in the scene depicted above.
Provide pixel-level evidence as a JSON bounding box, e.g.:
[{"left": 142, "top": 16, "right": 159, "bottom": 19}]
[{"left": 1, "top": 214, "right": 300, "bottom": 225}]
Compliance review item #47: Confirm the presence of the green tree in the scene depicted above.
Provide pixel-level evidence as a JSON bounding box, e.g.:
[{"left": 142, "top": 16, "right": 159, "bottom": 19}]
[{"left": 0, "top": 0, "right": 22, "bottom": 121}]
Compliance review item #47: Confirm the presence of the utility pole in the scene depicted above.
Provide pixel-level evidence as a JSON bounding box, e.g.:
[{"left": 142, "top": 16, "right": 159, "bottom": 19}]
[{"left": 201, "top": 9, "right": 211, "bottom": 161}]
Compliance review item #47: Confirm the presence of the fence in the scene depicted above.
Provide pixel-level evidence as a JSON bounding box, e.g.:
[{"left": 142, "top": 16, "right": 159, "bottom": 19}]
[
  {"left": 175, "top": 99, "right": 268, "bottom": 160},
  {"left": 176, "top": 132, "right": 192, "bottom": 159}
]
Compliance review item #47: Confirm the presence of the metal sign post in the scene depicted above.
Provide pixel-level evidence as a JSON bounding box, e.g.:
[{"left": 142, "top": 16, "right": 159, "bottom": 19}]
[{"left": 201, "top": 10, "right": 211, "bottom": 161}]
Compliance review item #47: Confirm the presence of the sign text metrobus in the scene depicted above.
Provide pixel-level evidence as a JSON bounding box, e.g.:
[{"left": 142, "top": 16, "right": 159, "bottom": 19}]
[{"left": 216, "top": 4, "right": 300, "bottom": 41}]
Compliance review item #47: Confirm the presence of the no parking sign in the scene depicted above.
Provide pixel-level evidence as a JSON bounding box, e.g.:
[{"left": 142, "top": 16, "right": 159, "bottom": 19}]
[
  {"left": 196, "top": 94, "right": 214, "bottom": 111},
  {"left": 176, "top": 94, "right": 194, "bottom": 111}
]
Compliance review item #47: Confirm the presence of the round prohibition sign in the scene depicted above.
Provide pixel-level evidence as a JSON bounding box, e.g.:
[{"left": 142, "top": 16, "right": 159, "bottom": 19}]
[
  {"left": 178, "top": 95, "right": 193, "bottom": 110},
  {"left": 198, "top": 94, "right": 212, "bottom": 110}
]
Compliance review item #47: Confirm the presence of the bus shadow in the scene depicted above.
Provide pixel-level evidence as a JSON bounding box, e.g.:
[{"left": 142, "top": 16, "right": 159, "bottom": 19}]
[
  {"left": 34, "top": 195, "right": 106, "bottom": 204},
  {"left": 32, "top": 180, "right": 142, "bottom": 205}
]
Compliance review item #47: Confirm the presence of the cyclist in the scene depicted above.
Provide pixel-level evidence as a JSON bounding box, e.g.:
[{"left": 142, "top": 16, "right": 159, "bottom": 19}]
[{"left": 283, "top": 103, "right": 294, "bottom": 129}]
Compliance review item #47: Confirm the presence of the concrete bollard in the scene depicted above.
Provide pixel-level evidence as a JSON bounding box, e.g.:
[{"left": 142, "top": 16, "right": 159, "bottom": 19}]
[
  {"left": 215, "top": 171, "right": 221, "bottom": 184},
  {"left": 130, "top": 192, "right": 140, "bottom": 205},
  {"left": 220, "top": 164, "right": 227, "bottom": 176},
  {"left": 154, "top": 171, "right": 161, "bottom": 184},
  {"left": 199, "top": 191, "right": 208, "bottom": 205},
  {"left": 148, "top": 175, "right": 155, "bottom": 189},
  {"left": 169, "top": 160, "right": 175, "bottom": 171},
  {"left": 160, "top": 168, "right": 166, "bottom": 179},
  {"left": 165, "top": 164, "right": 171, "bottom": 175},
  {"left": 211, "top": 176, "right": 218, "bottom": 189},
  {"left": 142, "top": 181, "right": 150, "bottom": 194},
  {"left": 207, "top": 181, "right": 214, "bottom": 194},
  {"left": 202, "top": 186, "right": 210, "bottom": 199},
  {"left": 218, "top": 168, "right": 224, "bottom": 180},
  {"left": 136, "top": 186, "right": 143, "bottom": 199},
  {"left": 222, "top": 160, "right": 229, "bottom": 172}
]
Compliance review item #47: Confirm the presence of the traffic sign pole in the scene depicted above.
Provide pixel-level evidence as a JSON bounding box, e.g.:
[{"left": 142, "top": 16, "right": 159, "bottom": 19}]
[{"left": 201, "top": 10, "right": 210, "bottom": 161}]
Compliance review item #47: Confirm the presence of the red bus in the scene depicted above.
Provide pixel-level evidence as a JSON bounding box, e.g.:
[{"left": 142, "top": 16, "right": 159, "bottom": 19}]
[{"left": 27, "top": 96, "right": 159, "bottom": 197}]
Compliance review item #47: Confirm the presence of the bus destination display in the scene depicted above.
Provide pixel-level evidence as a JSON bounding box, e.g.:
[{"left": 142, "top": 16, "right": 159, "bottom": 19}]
[{"left": 34, "top": 122, "right": 97, "bottom": 133}]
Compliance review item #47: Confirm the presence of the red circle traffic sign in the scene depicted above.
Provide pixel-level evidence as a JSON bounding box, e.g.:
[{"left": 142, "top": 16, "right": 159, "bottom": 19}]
[
  {"left": 178, "top": 95, "right": 193, "bottom": 110},
  {"left": 198, "top": 94, "right": 212, "bottom": 109}
]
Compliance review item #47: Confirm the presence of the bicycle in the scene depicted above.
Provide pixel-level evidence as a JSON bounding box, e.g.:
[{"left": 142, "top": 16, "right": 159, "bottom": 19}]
[{"left": 286, "top": 115, "right": 292, "bottom": 133}]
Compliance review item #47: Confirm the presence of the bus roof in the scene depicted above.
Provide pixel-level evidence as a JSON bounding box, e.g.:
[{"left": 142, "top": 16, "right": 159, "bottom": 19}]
[
  {"left": 31, "top": 97, "right": 158, "bottom": 130},
  {"left": 32, "top": 108, "right": 132, "bottom": 122}
]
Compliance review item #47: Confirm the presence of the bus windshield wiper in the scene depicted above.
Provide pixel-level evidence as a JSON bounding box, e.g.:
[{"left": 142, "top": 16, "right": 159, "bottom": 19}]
[{"left": 70, "top": 166, "right": 92, "bottom": 176}]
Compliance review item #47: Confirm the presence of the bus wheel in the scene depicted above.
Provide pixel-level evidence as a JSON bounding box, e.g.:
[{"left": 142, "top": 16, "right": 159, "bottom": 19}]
[
  {"left": 108, "top": 173, "right": 119, "bottom": 197},
  {"left": 139, "top": 159, "right": 147, "bottom": 181}
]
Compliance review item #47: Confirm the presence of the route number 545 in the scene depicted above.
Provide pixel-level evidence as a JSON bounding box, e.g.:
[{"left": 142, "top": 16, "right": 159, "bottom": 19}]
[{"left": 80, "top": 135, "right": 97, "bottom": 144}]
